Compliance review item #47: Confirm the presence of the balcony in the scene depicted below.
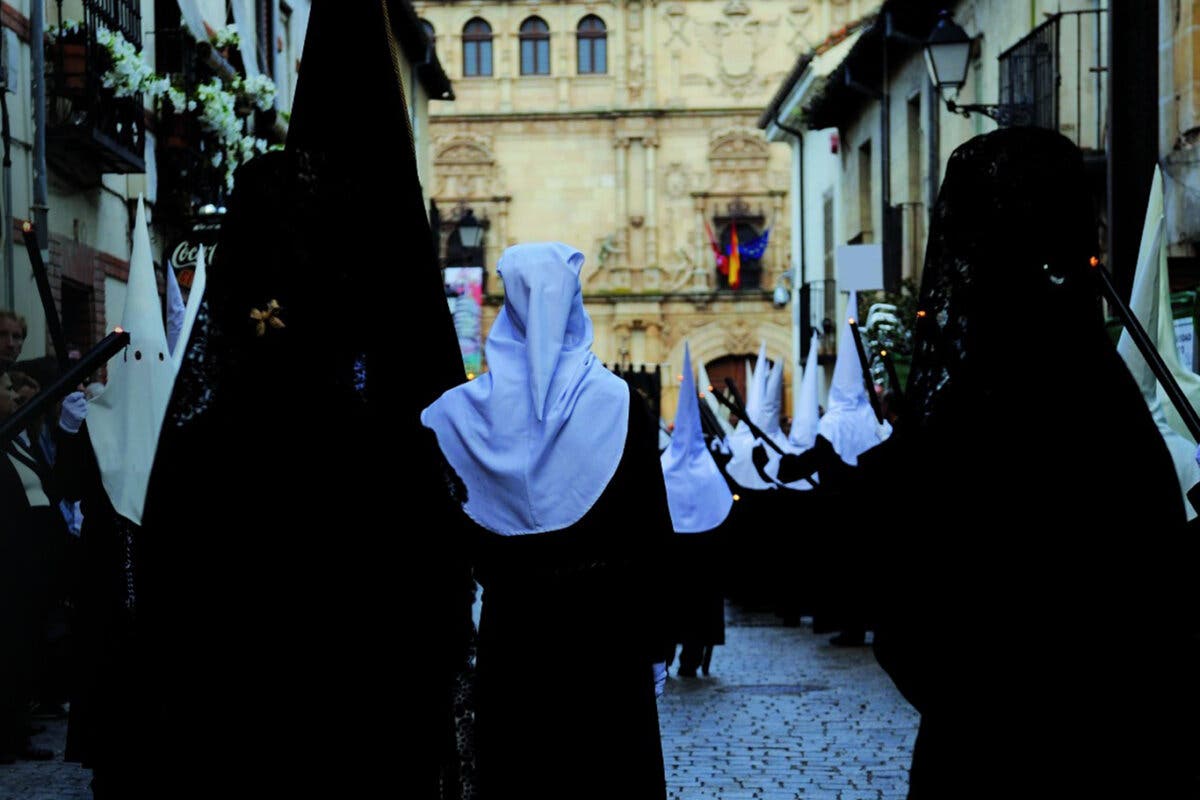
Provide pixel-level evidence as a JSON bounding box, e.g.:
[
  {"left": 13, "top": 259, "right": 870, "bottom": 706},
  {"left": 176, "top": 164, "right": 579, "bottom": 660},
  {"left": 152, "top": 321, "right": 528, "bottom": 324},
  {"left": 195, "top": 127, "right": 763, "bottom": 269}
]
[
  {"left": 998, "top": 9, "right": 1107, "bottom": 155},
  {"left": 45, "top": 0, "right": 145, "bottom": 185}
]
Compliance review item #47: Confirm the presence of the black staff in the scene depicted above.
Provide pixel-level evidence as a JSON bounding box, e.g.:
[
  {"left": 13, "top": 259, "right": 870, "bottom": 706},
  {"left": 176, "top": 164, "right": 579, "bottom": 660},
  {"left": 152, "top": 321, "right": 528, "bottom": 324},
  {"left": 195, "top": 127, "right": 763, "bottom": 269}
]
[
  {"left": 21, "top": 220, "right": 69, "bottom": 369},
  {"left": 1091, "top": 256, "right": 1200, "bottom": 510},
  {"left": 0, "top": 328, "right": 129, "bottom": 444},
  {"left": 710, "top": 377, "right": 787, "bottom": 457},
  {"left": 847, "top": 315, "right": 885, "bottom": 425},
  {"left": 877, "top": 348, "right": 906, "bottom": 419}
]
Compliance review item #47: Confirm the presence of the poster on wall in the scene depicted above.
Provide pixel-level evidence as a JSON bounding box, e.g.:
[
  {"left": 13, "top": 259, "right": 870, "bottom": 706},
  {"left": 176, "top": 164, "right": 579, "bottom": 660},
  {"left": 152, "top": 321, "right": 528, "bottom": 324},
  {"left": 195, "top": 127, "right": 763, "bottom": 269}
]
[{"left": 444, "top": 266, "right": 484, "bottom": 377}]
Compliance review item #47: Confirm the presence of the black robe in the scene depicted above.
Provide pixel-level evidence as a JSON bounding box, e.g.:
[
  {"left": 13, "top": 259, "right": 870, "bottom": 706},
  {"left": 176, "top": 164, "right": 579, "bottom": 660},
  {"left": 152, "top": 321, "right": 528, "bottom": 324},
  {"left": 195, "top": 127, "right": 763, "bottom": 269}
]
[
  {"left": 866, "top": 128, "right": 1198, "bottom": 798},
  {"left": 440, "top": 385, "right": 671, "bottom": 800},
  {"left": 71, "top": 4, "right": 476, "bottom": 794}
]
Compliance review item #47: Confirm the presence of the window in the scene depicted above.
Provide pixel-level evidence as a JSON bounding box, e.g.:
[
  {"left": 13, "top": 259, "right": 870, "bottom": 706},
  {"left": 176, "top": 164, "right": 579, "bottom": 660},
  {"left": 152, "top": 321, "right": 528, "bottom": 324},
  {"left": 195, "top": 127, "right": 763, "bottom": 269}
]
[
  {"left": 857, "top": 140, "right": 873, "bottom": 242},
  {"left": 576, "top": 15, "right": 606, "bottom": 74},
  {"left": 462, "top": 18, "right": 492, "bottom": 77},
  {"left": 520, "top": 17, "right": 550, "bottom": 75},
  {"left": 256, "top": 0, "right": 275, "bottom": 78}
]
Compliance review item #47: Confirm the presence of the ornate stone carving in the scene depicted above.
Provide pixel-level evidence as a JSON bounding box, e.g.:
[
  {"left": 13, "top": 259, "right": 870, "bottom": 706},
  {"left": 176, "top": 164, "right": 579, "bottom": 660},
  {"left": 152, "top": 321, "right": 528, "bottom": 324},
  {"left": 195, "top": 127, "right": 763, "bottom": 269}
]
[
  {"left": 664, "top": 162, "right": 689, "bottom": 198},
  {"left": 708, "top": 127, "right": 770, "bottom": 194},
  {"left": 433, "top": 134, "right": 503, "bottom": 200},
  {"left": 664, "top": 3, "right": 690, "bottom": 46},
  {"left": 725, "top": 318, "right": 755, "bottom": 355},
  {"left": 628, "top": 40, "right": 645, "bottom": 101},
  {"left": 682, "top": 5, "right": 783, "bottom": 99}
]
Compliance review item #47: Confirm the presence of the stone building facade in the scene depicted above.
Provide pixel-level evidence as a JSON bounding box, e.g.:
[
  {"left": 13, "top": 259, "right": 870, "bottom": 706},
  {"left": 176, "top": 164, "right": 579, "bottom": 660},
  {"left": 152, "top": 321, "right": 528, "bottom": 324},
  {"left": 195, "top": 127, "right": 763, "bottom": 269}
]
[{"left": 415, "top": 0, "right": 876, "bottom": 420}]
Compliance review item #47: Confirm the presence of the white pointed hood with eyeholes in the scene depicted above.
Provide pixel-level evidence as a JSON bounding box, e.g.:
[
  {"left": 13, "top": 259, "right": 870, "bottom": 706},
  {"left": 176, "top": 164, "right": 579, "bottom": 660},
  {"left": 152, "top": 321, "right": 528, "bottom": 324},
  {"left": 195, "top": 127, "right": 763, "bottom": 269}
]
[
  {"left": 421, "top": 242, "right": 630, "bottom": 535},
  {"left": 87, "top": 196, "right": 175, "bottom": 525},
  {"left": 661, "top": 342, "right": 733, "bottom": 533}
]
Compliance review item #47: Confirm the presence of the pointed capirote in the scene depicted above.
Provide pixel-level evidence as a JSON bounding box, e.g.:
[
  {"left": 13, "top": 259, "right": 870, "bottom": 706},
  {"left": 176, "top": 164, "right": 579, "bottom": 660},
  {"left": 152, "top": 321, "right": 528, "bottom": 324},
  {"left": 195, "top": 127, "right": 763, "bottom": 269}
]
[
  {"left": 164, "top": 257, "right": 185, "bottom": 355},
  {"left": 816, "top": 290, "right": 889, "bottom": 466},
  {"left": 697, "top": 358, "right": 734, "bottom": 437},
  {"left": 788, "top": 331, "right": 822, "bottom": 453},
  {"left": 661, "top": 342, "right": 734, "bottom": 532},
  {"left": 172, "top": 244, "right": 208, "bottom": 374},
  {"left": 87, "top": 195, "right": 174, "bottom": 524}
]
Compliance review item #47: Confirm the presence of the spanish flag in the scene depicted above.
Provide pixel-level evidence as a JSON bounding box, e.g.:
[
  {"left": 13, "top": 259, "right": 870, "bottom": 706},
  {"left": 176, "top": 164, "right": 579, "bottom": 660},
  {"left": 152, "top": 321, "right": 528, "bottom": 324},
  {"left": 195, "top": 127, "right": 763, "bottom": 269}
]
[{"left": 728, "top": 220, "right": 741, "bottom": 289}]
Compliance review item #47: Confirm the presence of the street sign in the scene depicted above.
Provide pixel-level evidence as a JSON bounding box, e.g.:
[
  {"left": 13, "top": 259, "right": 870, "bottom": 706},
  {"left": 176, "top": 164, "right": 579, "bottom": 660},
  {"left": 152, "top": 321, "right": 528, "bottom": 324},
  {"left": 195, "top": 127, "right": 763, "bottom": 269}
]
[{"left": 836, "top": 244, "right": 884, "bottom": 293}]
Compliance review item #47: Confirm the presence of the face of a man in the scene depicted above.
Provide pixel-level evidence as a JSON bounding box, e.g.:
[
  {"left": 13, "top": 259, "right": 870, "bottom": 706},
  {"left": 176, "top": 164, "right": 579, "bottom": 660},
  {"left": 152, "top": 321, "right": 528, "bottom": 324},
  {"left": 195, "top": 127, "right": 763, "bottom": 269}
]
[
  {"left": 0, "top": 318, "right": 25, "bottom": 366},
  {"left": 0, "top": 373, "right": 17, "bottom": 419}
]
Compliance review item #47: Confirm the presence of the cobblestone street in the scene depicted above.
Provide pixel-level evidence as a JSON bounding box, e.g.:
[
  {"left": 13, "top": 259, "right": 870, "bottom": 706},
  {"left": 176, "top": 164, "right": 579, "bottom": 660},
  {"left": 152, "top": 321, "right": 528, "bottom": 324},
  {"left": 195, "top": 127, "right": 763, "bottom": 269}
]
[
  {"left": 0, "top": 603, "right": 918, "bottom": 800},
  {"left": 658, "top": 605, "right": 919, "bottom": 800}
]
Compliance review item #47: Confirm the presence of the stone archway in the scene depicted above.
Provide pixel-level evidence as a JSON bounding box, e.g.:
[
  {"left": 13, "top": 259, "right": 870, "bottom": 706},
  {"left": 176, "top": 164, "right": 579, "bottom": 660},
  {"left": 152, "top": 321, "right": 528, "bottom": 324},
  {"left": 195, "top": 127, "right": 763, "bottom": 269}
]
[{"left": 662, "top": 317, "right": 791, "bottom": 423}]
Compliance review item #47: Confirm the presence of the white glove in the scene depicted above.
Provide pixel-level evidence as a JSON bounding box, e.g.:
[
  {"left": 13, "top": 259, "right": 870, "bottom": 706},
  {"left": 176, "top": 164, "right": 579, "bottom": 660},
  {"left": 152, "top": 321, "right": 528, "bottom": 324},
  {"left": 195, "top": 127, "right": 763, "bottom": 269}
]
[
  {"left": 652, "top": 661, "right": 667, "bottom": 698},
  {"left": 59, "top": 391, "right": 87, "bottom": 434}
]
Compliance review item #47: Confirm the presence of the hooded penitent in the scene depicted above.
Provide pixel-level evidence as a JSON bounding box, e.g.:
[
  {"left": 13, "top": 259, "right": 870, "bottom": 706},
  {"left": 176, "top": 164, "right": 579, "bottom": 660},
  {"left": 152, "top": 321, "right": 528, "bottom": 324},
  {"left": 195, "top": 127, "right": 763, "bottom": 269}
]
[
  {"left": 697, "top": 359, "right": 734, "bottom": 438},
  {"left": 139, "top": 3, "right": 471, "bottom": 795},
  {"left": 1117, "top": 166, "right": 1200, "bottom": 520},
  {"left": 875, "top": 127, "right": 1190, "bottom": 798},
  {"left": 85, "top": 196, "right": 174, "bottom": 525},
  {"left": 788, "top": 332, "right": 821, "bottom": 453},
  {"left": 421, "top": 242, "right": 630, "bottom": 535},
  {"left": 724, "top": 345, "right": 781, "bottom": 491},
  {"left": 816, "top": 290, "right": 890, "bottom": 466},
  {"left": 661, "top": 342, "right": 734, "bottom": 533}
]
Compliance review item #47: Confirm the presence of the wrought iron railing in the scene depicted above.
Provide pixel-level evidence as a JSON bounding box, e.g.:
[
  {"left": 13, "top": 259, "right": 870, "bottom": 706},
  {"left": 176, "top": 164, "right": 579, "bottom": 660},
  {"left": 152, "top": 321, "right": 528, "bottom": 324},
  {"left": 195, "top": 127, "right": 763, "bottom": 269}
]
[
  {"left": 998, "top": 9, "right": 1106, "bottom": 151},
  {"left": 45, "top": 0, "right": 146, "bottom": 179},
  {"left": 153, "top": 25, "right": 231, "bottom": 226}
]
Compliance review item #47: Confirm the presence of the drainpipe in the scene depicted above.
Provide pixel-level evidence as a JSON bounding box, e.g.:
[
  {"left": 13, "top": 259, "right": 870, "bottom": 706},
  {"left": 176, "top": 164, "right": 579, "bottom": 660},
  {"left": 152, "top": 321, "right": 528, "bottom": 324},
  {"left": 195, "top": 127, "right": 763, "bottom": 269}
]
[
  {"left": 30, "top": 0, "right": 48, "bottom": 253},
  {"left": 0, "top": 32, "right": 13, "bottom": 308},
  {"left": 774, "top": 112, "right": 806, "bottom": 367}
]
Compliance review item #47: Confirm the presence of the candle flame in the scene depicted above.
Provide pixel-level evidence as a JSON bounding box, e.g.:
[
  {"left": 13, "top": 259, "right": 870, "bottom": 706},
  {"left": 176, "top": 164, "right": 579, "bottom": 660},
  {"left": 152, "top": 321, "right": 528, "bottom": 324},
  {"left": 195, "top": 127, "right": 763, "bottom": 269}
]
[
  {"left": 113, "top": 326, "right": 124, "bottom": 334},
  {"left": 848, "top": 317, "right": 857, "bottom": 326},
  {"left": 21, "top": 221, "right": 32, "bottom": 234},
  {"left": 1089, "top": 256, "right": 1099, "bottom": 268},
  {"left": 466, "top": 372, "right": 475, "bottom": 380},
  {"left": 677, "top": 374, "right": 684, "bottom": 382},
  {"left": 732, "top": 493, "right": 740, "bottom": 502},
  {"left": 916, "top": 309, "right": 927, "bottom": 318},
  {"left": 880, "top": 349, "right": 888, "bottom": 357}
]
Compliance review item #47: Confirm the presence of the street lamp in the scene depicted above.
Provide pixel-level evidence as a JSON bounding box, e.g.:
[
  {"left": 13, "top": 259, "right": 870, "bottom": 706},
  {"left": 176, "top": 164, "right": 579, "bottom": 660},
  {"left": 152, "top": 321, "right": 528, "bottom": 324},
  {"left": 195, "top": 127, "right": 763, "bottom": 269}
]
[
  {"left": 923, "top": 10, "right": 972, "bottom": 98},
  {"left": 924, "top": 10, "right": 1021, "bottom": 124},
  {"left": 457, "top": 208, "right": 484, "bottom": 250}
]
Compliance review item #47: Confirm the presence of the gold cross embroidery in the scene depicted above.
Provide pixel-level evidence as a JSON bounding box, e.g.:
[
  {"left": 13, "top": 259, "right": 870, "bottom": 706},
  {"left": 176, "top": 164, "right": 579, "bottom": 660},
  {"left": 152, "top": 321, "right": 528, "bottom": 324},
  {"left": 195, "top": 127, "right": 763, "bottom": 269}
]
[{"left": 250, "top": 299, "right": 286, "bottom": 337}]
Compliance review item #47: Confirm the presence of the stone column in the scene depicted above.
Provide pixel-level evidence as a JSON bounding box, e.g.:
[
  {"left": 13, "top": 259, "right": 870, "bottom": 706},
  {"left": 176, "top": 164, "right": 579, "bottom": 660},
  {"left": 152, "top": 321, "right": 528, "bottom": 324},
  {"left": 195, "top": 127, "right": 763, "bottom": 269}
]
[
  {"left": 643, "top": 136, "right": 659, "bottom": 290},
  {"left": 641, "top": 0, "right": 655, "bottom": 108},
  {"left": 611, "top": 140, "right": 632, "bottom": 289}
]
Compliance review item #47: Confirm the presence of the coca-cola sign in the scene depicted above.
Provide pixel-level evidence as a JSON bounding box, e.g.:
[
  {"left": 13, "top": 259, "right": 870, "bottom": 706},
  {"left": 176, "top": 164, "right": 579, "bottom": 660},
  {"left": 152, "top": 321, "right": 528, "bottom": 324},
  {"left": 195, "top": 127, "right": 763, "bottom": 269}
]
[{"left": 168, "top": 215, "right": 222, "bottom": 289}]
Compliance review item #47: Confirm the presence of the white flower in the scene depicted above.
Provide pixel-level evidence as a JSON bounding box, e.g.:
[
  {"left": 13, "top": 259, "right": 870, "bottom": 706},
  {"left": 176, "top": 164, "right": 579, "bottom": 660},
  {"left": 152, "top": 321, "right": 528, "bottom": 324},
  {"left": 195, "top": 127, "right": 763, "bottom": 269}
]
[{"left": 210, "top": 24, "right": 240, "bottom": 49}]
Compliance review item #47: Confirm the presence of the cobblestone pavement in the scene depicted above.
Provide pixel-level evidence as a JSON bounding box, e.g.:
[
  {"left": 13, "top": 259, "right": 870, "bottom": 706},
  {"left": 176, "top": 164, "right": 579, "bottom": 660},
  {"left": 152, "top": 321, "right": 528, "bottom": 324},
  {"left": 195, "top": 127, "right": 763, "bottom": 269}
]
[
  {"left": 0, "top": 716, "right": 90, "bottom": 800},
  {"left": 657, "top": 603, "right": 919, "bottom": 800},
  {"left": 0, "top": 602, "right": 918, "bottom": 800}
]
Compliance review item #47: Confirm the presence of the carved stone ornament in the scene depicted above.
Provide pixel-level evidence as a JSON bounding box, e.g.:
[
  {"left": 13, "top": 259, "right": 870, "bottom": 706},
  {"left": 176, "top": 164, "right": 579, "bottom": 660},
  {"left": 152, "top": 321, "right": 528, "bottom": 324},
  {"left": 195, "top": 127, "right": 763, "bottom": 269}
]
[
  {"left": 433, "top": 134, "right": 501, "bottom": 200},
  {"left": 724, "top": 318, "right": 754, "bottom": 355}
]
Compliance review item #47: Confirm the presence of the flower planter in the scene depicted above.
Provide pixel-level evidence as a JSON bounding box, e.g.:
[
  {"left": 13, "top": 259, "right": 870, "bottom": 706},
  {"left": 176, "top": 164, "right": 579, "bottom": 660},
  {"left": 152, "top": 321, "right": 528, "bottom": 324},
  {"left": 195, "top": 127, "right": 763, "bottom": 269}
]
[{"left": 55, "top": 41, "right": 88, "bottom": 93}]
